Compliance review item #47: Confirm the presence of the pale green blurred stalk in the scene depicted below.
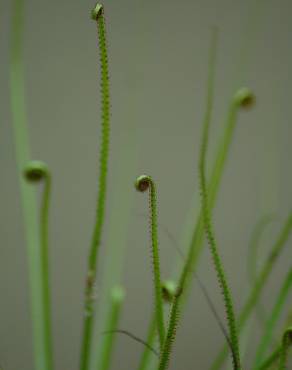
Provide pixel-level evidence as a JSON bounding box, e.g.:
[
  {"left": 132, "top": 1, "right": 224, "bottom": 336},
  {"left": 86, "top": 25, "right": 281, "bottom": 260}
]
[{"left": 9, "top": 0, "right": 52, "bottom": 369}]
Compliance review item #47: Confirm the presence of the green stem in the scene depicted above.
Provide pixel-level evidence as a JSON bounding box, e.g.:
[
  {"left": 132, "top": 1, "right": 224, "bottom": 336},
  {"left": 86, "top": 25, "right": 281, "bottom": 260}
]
[
  {"left": 138, "top": 313, "right": 158, "bottom": 370},
  {"left": 99, "top": 286, "right": 125, "bottom": 370},
  {"left": 23, "top": 161, "right": 54, "bottom": 370},
  {"left": 80, "top": 4, "right": 111, "bottom": 370},
  {"left": 253, "top": 269, "right": 292, "bottom": 368},
  {"left": 257, "top": 346, "right": 281, "bottom": 370},
  {"left": 198, "top": 31, "right": 241, "bottom": 370},
  {"left": 178, "top": 87, "right": 254, "bottom": 311},
  {"left": 247, "top": 214, "right": 275, "bottom": 286},
  {"left": 10, "top": 1, "right": 52, "bottom": 369},
  {"left": 247, "top": 215, "right": 275, "bottom": 334},
  {"left": 41, "top": 171, "right": 53, "bottom": 370},
  {"left": 278, "top": 327, "right": 292, "bottom": 370},
  {"left": 157, "top": 293, "right": 180, "bottom": 370},
  {"left": 210, "top": 212, "right": 292, "bottom": 370},
  {"left": 135, "top": 175, "right": 165, "bottom": 350}
]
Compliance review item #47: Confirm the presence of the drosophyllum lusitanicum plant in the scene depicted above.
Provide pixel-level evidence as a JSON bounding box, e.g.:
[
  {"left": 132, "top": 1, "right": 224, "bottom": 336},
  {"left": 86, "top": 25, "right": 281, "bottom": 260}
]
[{"left": 9, "top": 1, "right": 292, "bottom": 370}]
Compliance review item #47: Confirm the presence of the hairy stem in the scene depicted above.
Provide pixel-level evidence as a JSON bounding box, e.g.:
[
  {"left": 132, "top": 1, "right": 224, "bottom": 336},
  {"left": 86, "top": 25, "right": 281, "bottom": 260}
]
[
  {"left": 211, "top": 212, "right": 292, "bottom": 370},
  {"left": 80, "top": 4, "right": 111, "bottom": 370},
  {"left": 198, "top": 31, "right": 241, "bottom": 370},
  {"left": 135, "top": 175, "right": 165, "bottom": 350}
]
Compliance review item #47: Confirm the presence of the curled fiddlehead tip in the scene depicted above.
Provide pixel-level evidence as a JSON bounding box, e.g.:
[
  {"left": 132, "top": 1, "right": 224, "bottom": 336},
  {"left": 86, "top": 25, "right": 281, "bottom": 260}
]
[
  {"left": 135, "top": 175, "right": 152, "bottom": 192},
  {"left": 91, "top": 3, "right": 103, "bottom": 20},
  {"left": 23, "top": 160, "right": 49, "bottom": 182},
  {"left": 161, "top": 280, "right": 178, "bottom": 303},
  {"left": 233, "top": 87, "right": 255, "bottom": 108}
]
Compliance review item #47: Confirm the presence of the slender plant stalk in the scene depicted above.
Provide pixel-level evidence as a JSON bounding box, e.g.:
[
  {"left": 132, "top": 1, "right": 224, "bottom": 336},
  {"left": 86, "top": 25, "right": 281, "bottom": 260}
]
[
  {"left": 143, "top": 83, "right": 254, "bottom": 370},
  {"left": 198, "top": 30, "right": 242, "bottom": 370},
  {"left": 99, "top": 286, "right": 125, "bottom": 370},
  {"left": 138, "top": 313, "right": 158, "bottom": 370},
  {"left": 253, "top": 268, "right": 292, "bottom": 368},
  {"left": 278, "top": 327, "right": 292, "bottom": 370},
  {"left": 156, "top": 32, "right": 219, "bottom": 370},
  {"left": 247, "top": 215, "right": 276, "bottom": 336},
  {"left": 152, "top": 215, "right": 233, "bottom": 350},
  {"left": 10, "top": 1, "right": 52, "bottom": 369},
  {"left": 144, "top": 35, "right": 253, "bottom": 370},
  {"left": 157, "top": 292, "right": 180, "bottom": 370},
  {"left": 176, "top": 85, "right": 254, "bottom": 313},
  {"left": 257, "top": 346, "right": 281, "bottom": 370},
  {"left": 135, "top": 175, "right": 165, "bottom": 350},
  {"left": 23, "top": 161, "right": 54, "bottom": 370},
  {"left": 211, "top": 212, "right": 292, "bottom": 370},
  {"left": 247, "top": 214, "right": 275, "bottom": 286},
  {"left": 80, "top": 4, "right": 111, "bottom": 370}
]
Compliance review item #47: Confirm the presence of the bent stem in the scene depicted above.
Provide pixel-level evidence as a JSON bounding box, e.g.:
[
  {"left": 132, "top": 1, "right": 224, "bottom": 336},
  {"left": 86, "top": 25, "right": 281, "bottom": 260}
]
[
  {"left": 211, "top": 211, "right": 292, "bottom": 370},
  {"left": 24, "top": 161, "right": 53, "bottom": 370},
  {"left": 177, "top": 86, "right": 254, "bottom": 314},
  {"left": 135, "top": 175, "right": 165, "bottom": 350},
  {"left": 80, "top": 4, "right": 111, "bottom": 370},
  {"left": 198, "top": 31, "right": 241, "bottom": 370}
]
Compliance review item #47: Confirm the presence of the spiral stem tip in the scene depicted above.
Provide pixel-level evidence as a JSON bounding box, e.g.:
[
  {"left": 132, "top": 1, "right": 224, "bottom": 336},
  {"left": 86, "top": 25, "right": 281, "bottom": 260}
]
[
  {"left": 161, "top": 280, "right": 178, "bottom": 303},
  {"left": 135, "top": 175, "right": 151, "bottom": 192},
  {"left": 91, "top": 3, "right": 103, "bottom": 20},
  {"left": 23, "top": 160, "right": 49, "bottom": 182},
  {"left": 111, "top": 285, "right": 126, "bottom": 303},
  {"left": 233, "top": 87, "right": 255, "bottom": 108}
]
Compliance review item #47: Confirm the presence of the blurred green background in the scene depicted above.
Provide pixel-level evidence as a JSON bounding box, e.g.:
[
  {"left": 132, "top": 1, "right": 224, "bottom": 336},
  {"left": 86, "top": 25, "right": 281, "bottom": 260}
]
[{"left": 0, "top": 0, "right": 291, "bottom": 369}]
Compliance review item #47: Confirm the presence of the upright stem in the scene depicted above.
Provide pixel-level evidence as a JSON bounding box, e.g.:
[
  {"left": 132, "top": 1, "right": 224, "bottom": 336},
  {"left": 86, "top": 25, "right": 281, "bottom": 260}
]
[
  {"left": 10, "top": 1, "right": 52, "bottom": 369},
  {"left": 198, "top": 31, "right": 242, "bottom": 370},
  {"left": 99, "top": 286, "right": 125, "bottom": 370},
  {"left": 80, "top": 4, "right": 111, "bottom": 370},
  {"left": 138, "top": 312, "right": 158, "bottom": 370},
  {"left": 41, "top": 173, "right": 53, "bottom": 370}
]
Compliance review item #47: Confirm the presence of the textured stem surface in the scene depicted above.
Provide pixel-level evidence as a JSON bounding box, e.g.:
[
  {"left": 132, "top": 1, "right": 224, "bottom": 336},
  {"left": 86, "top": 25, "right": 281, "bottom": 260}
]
[
  {"left": 80, "top": 5, "right": 111, "bottom": 370},
  {"left": 211, "top": 212, "right": 292, "bottom": 370},
  {"left": 135, "top": 175, "right": 165, "bottom": 350},
  {"left": 198, "top": 31, "right": 241, "bottom": 370}
]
